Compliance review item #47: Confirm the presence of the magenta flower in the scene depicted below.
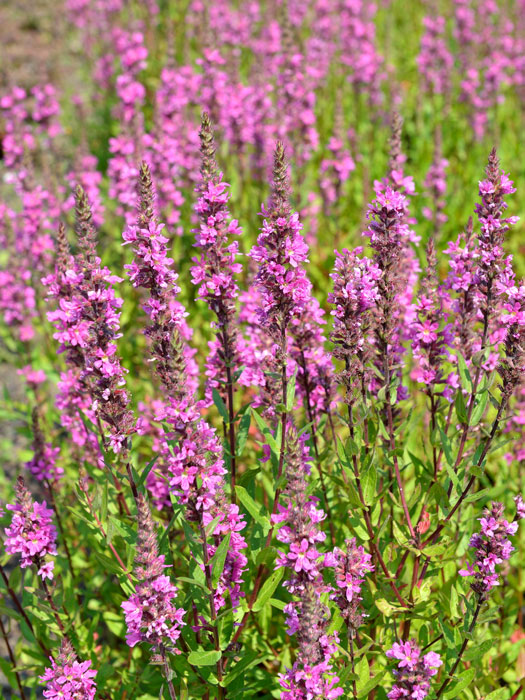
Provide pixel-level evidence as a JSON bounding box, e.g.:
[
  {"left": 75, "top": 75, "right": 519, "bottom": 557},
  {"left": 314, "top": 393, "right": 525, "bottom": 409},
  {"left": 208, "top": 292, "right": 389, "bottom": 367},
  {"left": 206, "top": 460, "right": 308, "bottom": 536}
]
[
  {"left": 332, "top": 538, "right": 374, "bottom": 633},
  {"left": 249, "top": 143, "right": 310, "bottom": 345},
  {"left": 44, "top": 192, "right": 134, "bottom": 454},
  {"left": 279, "top": 585, "right": 343, "bottom": 700},
  {"left": 122, "top": 162, "right": 198, "bottom": 396},
  {"left": 191, "top": 114, "right": 242, "bottom": 402},
  {"left": 122, "top": 495, "right": 185, "bottom": 651},
  {"left": 386, "top": 640, "right": 442, "bottom": 699},
  {"left": 286, "top": 539, "right": 320, "bottom": 573},
  {"left": 417, "top": 16, "right": 453, "bottom": 96},
  {"left": 4, "top": 477, "right": 57, "bottom": 580},
  {"left": 40, "top": 639, "right": 97, "bottom": 700},
  {"left": 459, "top": 502, "right": 521, "bottom": 596}
]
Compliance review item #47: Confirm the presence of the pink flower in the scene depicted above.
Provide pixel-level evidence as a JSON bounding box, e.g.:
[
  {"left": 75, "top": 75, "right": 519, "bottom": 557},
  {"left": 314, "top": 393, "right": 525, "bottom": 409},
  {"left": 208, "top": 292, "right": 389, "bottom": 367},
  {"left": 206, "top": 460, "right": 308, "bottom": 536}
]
[
  {"left": 4, "top": 478, "right": 57, "bottom": 579},
  {"left": 40, "top": 640, "right": 97, "bottom": 700}
]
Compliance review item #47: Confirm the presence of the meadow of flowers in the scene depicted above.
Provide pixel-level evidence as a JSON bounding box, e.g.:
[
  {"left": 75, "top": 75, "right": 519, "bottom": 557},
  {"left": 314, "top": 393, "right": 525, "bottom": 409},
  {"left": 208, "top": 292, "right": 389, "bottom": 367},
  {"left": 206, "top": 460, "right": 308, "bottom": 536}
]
[{"left": 1, "top": 0, "right": 525, "bottom": 698}]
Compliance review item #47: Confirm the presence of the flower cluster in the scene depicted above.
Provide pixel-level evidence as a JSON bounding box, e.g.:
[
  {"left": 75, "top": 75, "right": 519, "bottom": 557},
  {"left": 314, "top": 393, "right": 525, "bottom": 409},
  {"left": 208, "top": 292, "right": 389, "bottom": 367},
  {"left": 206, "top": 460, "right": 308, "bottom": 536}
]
[
  {"left": 474, "top": 149, "right": 518, "bottom": 301},
  {"left": 328, "top": 247, "right": 381, "bottom": 399},
  {"left": 191, "top": 114, "right": 242, "bottom": 399},
  {"left": 331, "top": 538, "right": 373, "bottom": 634},
  {"left": 124, "top": 166, "right": 247, "bottom": 611},
  {"left": 365, "top": 185, "right": 415, "bottom": 397},
  {"left": 279, "top": 584, "right": 343, "bottom": 700},
  {"left": 459, "top": 501, "right": 521, "bottom": 596},
  {"left": 162, "top": 395, "right": 248, "bottom": 611},
  {"left": 273, "top": 427, "right": 327, "bottom": 593},
  {"left": 274, "top": 427, "right": 342, "bottom": 699},
  {"left": 40, "top": 639, "right": 97, "bottom": 700},
  {"left": 319, "top": 134, "right": 355, "bottom": 210},
  {"left": 122, "top": 495, "right": 185, "bottom": 650},
  {"left": 442, "top": 218, "right": 480, "bottom": 362},
  {"left": 417, "top": 15, "right": 453, "bottom": 96},
  {"left": 289, "top": 294, "right": 336, "bottom": 423},
  {"left": 422, "top": 132, "right": 448, "bottom": 228},
  {"left": 26, "top": 408, "right": 63, "bottom": 484},
  {"left": 249, "top": 143, "right": 310, "bottom": 344},
  {"left": 4, "top": 477, "right": 57, "bottom": 580},
  {"left": 123, "top": 161, "right": 197, "bottom": 395},
  {"left": 44, "top": 190, "right": 134, "bottom": 453},
  {"left": 386, "top": 640, "right": 442, "bottom": 700},
  {"left": 499, "top": 283, "right": 525, "bottom": 399},
  {"left": 410, "top": 239, "right": 453, "bottom": 395}
]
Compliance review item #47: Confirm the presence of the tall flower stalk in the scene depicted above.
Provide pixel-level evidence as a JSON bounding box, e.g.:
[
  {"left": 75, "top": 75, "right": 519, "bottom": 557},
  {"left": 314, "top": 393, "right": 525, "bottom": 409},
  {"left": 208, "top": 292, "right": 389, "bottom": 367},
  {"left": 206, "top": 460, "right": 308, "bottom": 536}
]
[
  {"left": 44, "top": 189, "right": 135, "bottom": 457},
  {"left": 191, "top": 113, "right": 242, "bottom": 497},
  {"left": 123, "top": 166, "right": 247, "bottom": 693},
  {"left": 122, "top": 494, "right": 184, "bottom": 697}
]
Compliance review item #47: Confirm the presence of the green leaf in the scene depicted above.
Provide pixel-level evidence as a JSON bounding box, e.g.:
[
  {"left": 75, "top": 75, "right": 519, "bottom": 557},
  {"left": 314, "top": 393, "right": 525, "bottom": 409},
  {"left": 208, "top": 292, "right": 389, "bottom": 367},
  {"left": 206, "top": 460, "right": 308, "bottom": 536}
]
[
  {"left": 463, "top": 638, "right": 494, "bottom": 660},
  {"left": 176, "top": 576, "right": 210, "bottom": 594},
  {"left": 211, "top": 534, "right": 231, "bottom": 587},
  {"left": 159, "top": 509, "right": 180, "bottom": 551},
  {"left": 422, "top": 543, "right": 446, "bottom": 557},
  {"left": 392, "top": 520, "right": 409, "bottom": 548},
  {"left": 439, "top": 617, "right": 457, "bottom": 649},
  {"left": 355, "top": 655, "right": 370, "bottom": 691},
  {"left": 375, "top": 598, "right": 398, "bottom": 616},
  {"left": 443, "top": 668, "right": 476, "bottom": 697},
  {"left": 212, "top": 388, "right": 229, "bottom": 424},
  {"left": 236, "top": 412, "right": 251, "bottom": 457},
  {"left": 360, "top": 464, "right": 377, "bottom": 506},
  {"left": 455, "top": 390, "right": 468, "bottom": 425},
  {"left": 484, "top": 690, "right": 507, "bottom": 700},
  {"left": 252, "top": 568, "right": 284, "bottom": 612},
  {"left": 463, "top": 487, "right": 490, "bottom": 503},
  {"left": 286, "top": 371, "right": 297, "bottom": 411},
  {"left": 188, "top": 650, "right": 222, "bottom": 667},
  {"left": 357, "top": 671, "right": 386, "bottom": 698},
  {"left": 221, "top": 651, "right": 261, "bottom": 687},
  {"left": 251, "top": 410, "right": 279, "bottom": 452},
  {"left": 470, "top": 390, "right": 488, "bottom": 426},
  {"left": 438, "top": 427, "right": 454, "bottom": 467},
  {"left": 456, "top": 353, "right": 473, "bottom": 392},
  {"left": 235, "top": 485, "right": 270, "bottom": 533},
  {"left": 443, "top": 461, "right": 461, "bottom": 496},
  {"left": 181, "top": 520, "right": 202, "bottom": 561},
  {"left": 137, "top": 455, "right": 159, "bottom": 488}
]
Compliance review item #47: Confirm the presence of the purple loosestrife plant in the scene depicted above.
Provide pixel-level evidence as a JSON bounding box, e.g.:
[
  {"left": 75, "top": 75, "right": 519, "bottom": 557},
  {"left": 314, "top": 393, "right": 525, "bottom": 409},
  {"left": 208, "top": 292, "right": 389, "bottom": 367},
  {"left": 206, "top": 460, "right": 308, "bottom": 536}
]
[
  {"left": 279, "top": 584, "right": 343, "bottom": 700},
  {"left": 44, "top": 190, "right": 135, "bottom": 455},
  {"left": 410, "top": 238, "right": 453, "bottom": 397},
  {"left": 3, "top": 11, "right": 525, "bottom": 697},
  {"left": 249, "top": 142, "right": 310, "bottom": 364},
  {"left": 365, "top": 185, "right": 414, "bottom": 397},
  {"left": 124, "top": 165, "right": 247, "bottom": 616},
  {"left": 26, "top": 408, "right": 63, "bottom": 485},
  {"left": 474, "top": 150, "right": 519, "bottom": 339},
  {"left": 40, "top": 638, "right": 97, "bottom": 700},
  {"left": 386, "top": 640, "right": 442, "bottom": 700},
  {"left": 122, "top": 161, "right": 197, "bottom": 396},
  {"left": 191, "top": 113, "right": 242, "bottom": 401},
  {"left": 328, "top": 246, "right": 381, "bottom": 402},
  {"left": 442, "top": 217, "right": 480, "bottom": 362},
  {"left": 122, "top": 494, "right": 185, "bottom": 651},
  {"left": 332, "top": 538, "right": 374, "bottom": 636},
  {"left": 5, "top": 477, "right": 57, "bottom": 581},
  {"left": 273, "top": 427, "right": 342, "bottom": 699},
  {"left": 191, "top": 113, "right": 243, "bottom": 496},
  {"left": 459, "top": 501, "right": 521, "bottom": 596}
]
